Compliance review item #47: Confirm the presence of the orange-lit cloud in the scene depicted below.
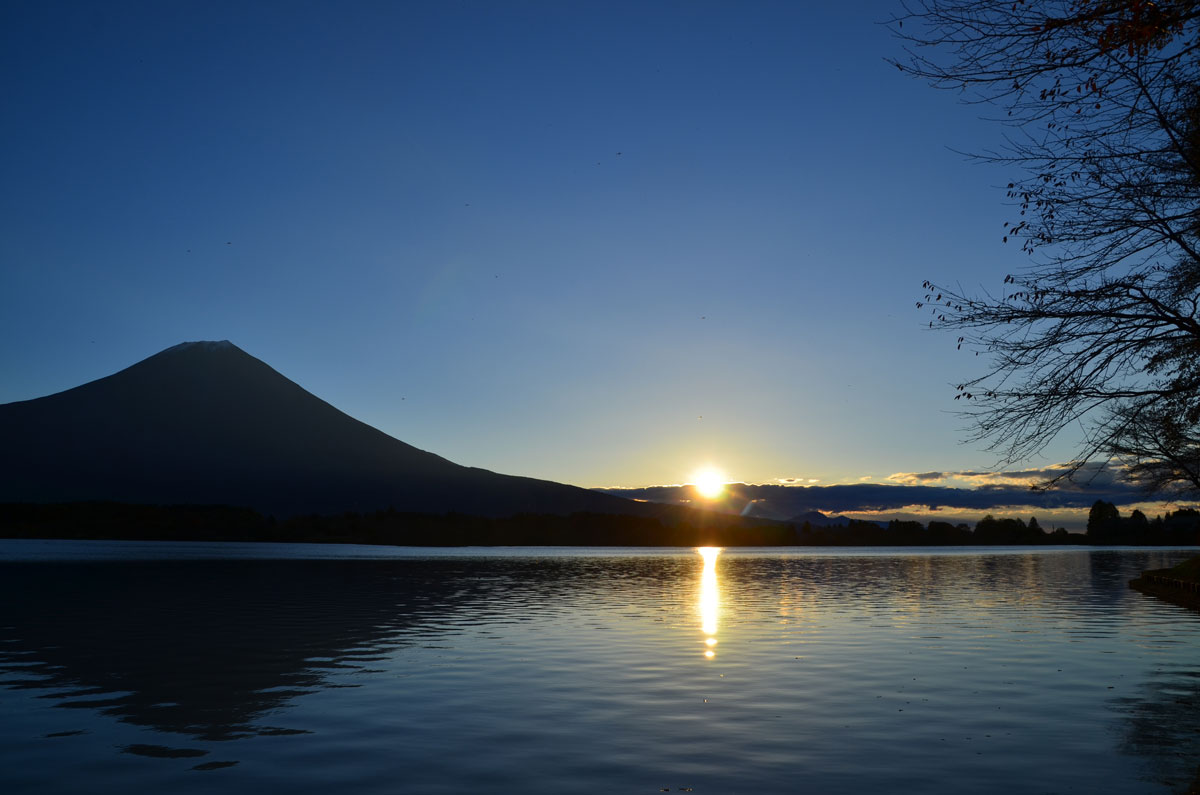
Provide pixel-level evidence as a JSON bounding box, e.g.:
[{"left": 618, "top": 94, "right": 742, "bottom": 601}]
[{"left": 598, "top": 462, "right": 1191, "bottom": 530}]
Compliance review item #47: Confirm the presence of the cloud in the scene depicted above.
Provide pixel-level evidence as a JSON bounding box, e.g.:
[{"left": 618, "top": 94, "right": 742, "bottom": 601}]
[
  {"left": 598, "top": 463, "right": 1158, "bottom": 521},
  {"left": 887, "top": 463, "right": 1135, "bottom": 491},
  {"left": 887, "top": 471, "right": 947, "bottom": 485}
]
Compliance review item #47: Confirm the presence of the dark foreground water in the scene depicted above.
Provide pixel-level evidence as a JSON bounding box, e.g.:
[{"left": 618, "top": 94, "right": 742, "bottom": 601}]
[{"left": 1, "top": 542, "right": 1199, "bottom": 794}]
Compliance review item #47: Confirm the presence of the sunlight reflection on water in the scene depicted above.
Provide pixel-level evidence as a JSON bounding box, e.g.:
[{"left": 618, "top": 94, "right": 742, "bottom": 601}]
[
  {"left": 697, "top": 546, "right": 721, "bottom": 658},
  {"left": 0, "top": 542, "right": 1198, "bottom": 794}
]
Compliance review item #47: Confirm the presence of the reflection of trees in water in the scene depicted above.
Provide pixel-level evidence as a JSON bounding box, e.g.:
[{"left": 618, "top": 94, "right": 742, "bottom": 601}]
[
  {"left": 721, "top": 553, "right": 1056, "bottom": 612},
  {"left": 0, "top": 555, "right": 693, "bottom": 745},
  {"left": 720, "top": 550, "right": 1194, "bottom": 615},
  {"left": 1086, "top": 550, "right": 1194, "bottom": 609},
  {"left": 1117, "top": 669, "right": 1200, "bottom": 794}
]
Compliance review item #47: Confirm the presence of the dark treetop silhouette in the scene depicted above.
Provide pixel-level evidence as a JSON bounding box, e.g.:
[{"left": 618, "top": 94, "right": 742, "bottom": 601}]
[{"left": 0, "top": 341, "right": 647, "bottom": 519}]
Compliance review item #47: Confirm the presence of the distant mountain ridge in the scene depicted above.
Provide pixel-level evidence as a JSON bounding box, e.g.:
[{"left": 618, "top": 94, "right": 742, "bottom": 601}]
[
  {"left": 0, "top": 341, "right": 646, "bottom": 518},
  {"left": 789, "top": 510, "right": 856, "bottom": 527}
]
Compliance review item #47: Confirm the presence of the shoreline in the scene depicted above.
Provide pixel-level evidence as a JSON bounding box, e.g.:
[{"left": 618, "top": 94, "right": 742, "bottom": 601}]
[{"left": 1130, "top": 561, "right": 1200, "bottom": 612}]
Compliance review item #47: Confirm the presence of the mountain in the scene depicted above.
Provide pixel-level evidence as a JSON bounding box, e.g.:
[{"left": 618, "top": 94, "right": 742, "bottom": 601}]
[
  {"left": 789, "top": 510, "right": 855, "bottom": 527},
  {"left": 0, "top": 341, "right": 646, "bottom": 518}
]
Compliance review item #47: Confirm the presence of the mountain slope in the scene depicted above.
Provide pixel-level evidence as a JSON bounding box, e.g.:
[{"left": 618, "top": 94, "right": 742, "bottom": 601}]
[{"left": 0, "top": 341, "right": 643, "bottom": 518}]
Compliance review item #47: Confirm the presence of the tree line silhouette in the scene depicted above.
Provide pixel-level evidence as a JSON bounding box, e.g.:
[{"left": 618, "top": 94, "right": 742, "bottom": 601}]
[{"left": 2, "top": 501, "right": 1197, "bottom": 546}]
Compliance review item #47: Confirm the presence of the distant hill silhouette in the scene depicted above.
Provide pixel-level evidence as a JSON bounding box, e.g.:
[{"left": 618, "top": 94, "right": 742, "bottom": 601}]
[
  {"left": 789, "top": 510, "right": 856, "bottom": 527},
  {"left": 0, "top": 341, "right": 648, "bottom": 518}
]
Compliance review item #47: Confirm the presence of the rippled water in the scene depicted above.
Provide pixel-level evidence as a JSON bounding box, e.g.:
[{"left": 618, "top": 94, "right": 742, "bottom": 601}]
[{"left": 1, "top": 542, "right": 1198, "bottom": 794}]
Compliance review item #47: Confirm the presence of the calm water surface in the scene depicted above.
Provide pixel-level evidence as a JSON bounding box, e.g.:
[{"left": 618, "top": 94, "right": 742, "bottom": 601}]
[{"left": 1, "top": 542, "right": 1198, "bottom": 794}]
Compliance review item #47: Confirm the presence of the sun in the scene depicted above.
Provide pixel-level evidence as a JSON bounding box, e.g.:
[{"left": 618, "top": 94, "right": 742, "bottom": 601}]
[{"left": 692, "top": 468, "right": 726, "bottom": 500}]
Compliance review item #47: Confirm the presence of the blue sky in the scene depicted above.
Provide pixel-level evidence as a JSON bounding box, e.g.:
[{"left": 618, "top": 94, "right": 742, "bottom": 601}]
[{"left": 2, "top": 1, "right": 1102, "bottom": 513}]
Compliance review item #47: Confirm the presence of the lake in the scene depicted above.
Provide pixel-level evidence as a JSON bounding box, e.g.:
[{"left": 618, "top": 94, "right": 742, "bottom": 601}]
[{"left": 1, "top": 541, "right": 1198, "bottom": 794}]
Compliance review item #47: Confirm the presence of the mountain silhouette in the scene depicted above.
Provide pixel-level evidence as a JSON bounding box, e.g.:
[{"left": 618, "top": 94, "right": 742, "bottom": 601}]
[
  {"left": 789, "top": 510, "right": 854, "bottom": 527},
  {"left": 0, "top": 341, "right": 645, "bottom": 518}
]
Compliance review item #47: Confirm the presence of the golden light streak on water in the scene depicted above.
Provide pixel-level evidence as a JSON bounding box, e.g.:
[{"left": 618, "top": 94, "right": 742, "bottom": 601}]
[{"left": 697, "top": 546, "right": 721, "bottom": 658}]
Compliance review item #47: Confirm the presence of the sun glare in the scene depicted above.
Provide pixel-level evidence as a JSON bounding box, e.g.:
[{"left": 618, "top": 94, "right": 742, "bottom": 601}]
[{"left": 693, "top": 468, "right": 726, "bottom": 500}]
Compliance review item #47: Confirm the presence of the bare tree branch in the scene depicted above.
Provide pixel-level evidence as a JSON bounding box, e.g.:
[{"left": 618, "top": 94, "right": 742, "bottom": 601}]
[{"left": 895, "top": 1, "right": 1200, "bottom": 494}]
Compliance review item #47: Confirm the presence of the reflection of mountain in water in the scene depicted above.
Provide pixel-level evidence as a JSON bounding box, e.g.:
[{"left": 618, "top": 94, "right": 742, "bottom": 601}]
[
  {"left": 0, "top": 559, "right": 467, "bottom": 741},
  {"left": 0, "top": 556, "right": 692, "bottom": 744}
]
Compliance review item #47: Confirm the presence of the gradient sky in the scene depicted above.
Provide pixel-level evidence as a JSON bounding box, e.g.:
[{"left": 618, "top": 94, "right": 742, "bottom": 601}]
[{"left": 3, "top": 1, "right": 1097, "bottom": 507}]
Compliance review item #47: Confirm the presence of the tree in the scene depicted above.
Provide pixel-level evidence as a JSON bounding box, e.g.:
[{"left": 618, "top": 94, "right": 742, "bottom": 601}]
[
  {"left": 892, "top": 1, "right": 1200, "bottom": 494},
  {"left": 1107, "top": 398, "right": 1200, "bottom": 492},
  {"left": 1087, "top": 498, "right": 1121, "bottom": 540}
]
